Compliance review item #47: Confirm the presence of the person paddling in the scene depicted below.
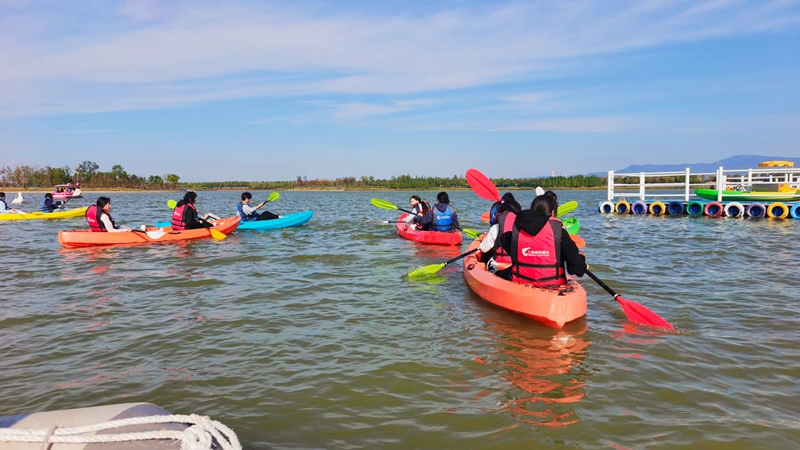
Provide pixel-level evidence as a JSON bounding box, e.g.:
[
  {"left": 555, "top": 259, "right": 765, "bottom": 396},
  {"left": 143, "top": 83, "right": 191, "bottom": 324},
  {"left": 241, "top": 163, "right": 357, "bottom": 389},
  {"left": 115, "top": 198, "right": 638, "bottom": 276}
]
[
  {"left": 476, "top": 192, "right": 521, "bottom": 267},
  {"left": 85, "top": 197, "right": 130, "bottom": 233},
  {"left": 237, "top": 192, "right": 279, "bottom": 221},
  {"left": 414, "top": 192, "right": 459, "bottom": 232},
  {"left": 41, "top": 193, "right": 64, "bottom": 212},
  {"left": 403, "top": 195, "right": 431, "bottom": 230},
  {"left": 171, "top": 191, "right": 213, "bottom": 230},
  {"left": 496, "top": 193, "right": 587, "bottom": 284},
  {"left": 0, "top": 192, "right": 18, "bottom": 213}
]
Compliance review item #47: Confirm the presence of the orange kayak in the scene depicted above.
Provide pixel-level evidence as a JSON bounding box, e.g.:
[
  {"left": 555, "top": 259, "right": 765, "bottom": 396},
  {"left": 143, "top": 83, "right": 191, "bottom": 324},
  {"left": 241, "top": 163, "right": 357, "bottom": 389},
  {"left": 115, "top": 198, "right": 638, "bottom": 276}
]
[
  {"left": 58, "top": 216, "right": 240, "bottom": 248},
  {"left": 462, "top": 238, "right": 587, "bottom": 328},
  {"left": 395, "top": 213, "right": 463, "bottom": 246}
]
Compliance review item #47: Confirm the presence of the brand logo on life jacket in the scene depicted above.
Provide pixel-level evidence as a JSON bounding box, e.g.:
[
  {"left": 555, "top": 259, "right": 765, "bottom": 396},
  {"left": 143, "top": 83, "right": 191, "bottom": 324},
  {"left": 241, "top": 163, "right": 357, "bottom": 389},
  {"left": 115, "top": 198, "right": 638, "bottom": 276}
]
[
  {"left": 521, "top": 247, "right": 549, "bottom": 257},
  {"left": 436, "top": 214, "right": 449, "bottom": 220}
]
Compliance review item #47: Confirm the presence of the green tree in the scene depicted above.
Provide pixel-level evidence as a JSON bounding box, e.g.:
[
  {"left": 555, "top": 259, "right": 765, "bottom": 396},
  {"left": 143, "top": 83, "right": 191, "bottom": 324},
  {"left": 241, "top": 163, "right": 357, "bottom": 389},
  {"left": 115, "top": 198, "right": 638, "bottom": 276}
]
[
  {"left": 75, "top": 160, "right": 99, "bottom": 178},
  {"left": 164, "top": 174, "right": 180, "bottom": 186}
]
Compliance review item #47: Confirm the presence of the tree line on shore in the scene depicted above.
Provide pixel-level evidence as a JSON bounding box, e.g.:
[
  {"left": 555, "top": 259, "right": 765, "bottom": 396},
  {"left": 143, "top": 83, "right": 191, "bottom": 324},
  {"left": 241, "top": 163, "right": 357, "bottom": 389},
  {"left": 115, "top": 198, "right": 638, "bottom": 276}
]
[{"left": 0, "top": 161, "right": 715, "bottom": 191}]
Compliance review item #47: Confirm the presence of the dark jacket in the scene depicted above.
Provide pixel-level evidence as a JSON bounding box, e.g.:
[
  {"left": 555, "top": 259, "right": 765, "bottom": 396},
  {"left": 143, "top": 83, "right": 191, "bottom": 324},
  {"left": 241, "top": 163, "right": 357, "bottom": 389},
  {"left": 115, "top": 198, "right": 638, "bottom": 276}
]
[
  {"left": 500, "top": 209, "right": 587, "bottom": 277},
  {"left": 178, "top": 201, "right": 212, "bottom": 229},
  {"left": 414, "top": 203, "right": 460, "bottom": 231}
]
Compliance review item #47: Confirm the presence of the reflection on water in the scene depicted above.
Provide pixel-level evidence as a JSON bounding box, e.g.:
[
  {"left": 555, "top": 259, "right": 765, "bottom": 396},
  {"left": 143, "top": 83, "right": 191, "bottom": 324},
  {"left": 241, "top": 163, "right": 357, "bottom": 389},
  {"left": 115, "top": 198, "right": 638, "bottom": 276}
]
[{"left": 479, "top": 315, "right": 591, "bottom": 428}]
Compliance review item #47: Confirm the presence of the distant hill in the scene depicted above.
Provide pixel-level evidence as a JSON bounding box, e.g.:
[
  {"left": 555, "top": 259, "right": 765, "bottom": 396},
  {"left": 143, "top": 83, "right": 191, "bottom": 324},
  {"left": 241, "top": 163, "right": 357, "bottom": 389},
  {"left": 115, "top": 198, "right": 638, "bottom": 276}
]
[{"left": 602, "top": 154, "right": 800, "bottom": 175}]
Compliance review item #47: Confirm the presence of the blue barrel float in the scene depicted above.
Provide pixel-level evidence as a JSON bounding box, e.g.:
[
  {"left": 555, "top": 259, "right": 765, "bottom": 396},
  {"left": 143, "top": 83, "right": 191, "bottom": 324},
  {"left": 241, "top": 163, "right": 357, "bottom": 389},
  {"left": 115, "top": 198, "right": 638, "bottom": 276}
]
[
  {"left": 667, "top": 201, "right": 685, "bottom": 215},
  {"left": 790, "top": 203, "right": 800, "bottom": 219}
]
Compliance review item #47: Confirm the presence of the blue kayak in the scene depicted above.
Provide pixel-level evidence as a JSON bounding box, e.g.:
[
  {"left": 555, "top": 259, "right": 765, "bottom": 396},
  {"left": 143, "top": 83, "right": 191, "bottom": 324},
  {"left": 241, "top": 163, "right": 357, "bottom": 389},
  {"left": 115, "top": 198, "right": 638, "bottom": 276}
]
[{"left": 157, "top": 210, "right": 313, "bottom": 231}]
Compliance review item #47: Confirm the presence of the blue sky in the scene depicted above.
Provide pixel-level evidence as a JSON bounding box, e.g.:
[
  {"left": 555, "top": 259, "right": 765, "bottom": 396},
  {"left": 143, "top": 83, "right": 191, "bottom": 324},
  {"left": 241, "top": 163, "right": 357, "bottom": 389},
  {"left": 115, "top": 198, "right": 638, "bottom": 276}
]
[{"left": 0, "top": 0, "right": 798, "bottom": 181}]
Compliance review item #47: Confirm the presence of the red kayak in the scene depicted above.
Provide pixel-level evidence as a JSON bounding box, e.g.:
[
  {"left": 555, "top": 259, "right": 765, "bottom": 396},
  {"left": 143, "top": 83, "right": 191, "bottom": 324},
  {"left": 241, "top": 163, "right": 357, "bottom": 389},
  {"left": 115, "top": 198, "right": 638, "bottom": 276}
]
[{"left": 395, "top": 213, "right": 463, "bottom": 246}]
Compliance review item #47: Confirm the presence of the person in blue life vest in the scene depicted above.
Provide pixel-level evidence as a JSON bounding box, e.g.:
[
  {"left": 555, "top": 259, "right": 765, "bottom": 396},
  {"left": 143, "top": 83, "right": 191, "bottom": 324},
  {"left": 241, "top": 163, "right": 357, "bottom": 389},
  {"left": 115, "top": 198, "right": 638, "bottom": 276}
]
[
  {"left": 413, "top": 191, "right": 459, "bottom": 232},
  {"left": 495, "top": 192, "right": 588, "bottom": 284},
  {"left": 41, "top": 193, "right": 64, "bottom": 212},
  {"left": 403, "top": 195, "right": 431, "bottom": 230},
  {"left": 237, "top": 192, "right": 279, "bottom": 221},
  {"left": 171, "top": 191, "right": 213, "bottom": 230},
  {"left": 476, "top": 192, "right": 521, "bottom": 265},
  {"left": 85, "top": 197, "right": 130, "bottom": 233},
  {"left": 0, "top": 192, "right": 18, "bottom": 213}
]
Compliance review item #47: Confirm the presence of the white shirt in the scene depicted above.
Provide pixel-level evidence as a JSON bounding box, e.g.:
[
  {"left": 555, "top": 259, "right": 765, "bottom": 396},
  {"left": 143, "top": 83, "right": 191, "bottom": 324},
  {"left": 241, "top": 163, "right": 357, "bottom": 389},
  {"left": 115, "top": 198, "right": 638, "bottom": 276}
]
[
  {"left": 100, "top": 214, "right": 129, "bottom": 233},
  {"left": 0, "top": 199, "right": 11, "bottom": 212},
  {"left": 479, "top": 224, "right": 500, "bottom": 253},
  {"left": 241, "top": 202, "right": 258, "bottom": 216}
]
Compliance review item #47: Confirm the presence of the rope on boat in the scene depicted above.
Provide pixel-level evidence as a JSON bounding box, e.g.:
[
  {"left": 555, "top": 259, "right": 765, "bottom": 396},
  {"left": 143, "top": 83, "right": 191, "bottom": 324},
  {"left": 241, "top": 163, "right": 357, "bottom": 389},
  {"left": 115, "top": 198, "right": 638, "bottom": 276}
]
[{"left": 0, "top": 414, "right": 241, "bottom": 450}]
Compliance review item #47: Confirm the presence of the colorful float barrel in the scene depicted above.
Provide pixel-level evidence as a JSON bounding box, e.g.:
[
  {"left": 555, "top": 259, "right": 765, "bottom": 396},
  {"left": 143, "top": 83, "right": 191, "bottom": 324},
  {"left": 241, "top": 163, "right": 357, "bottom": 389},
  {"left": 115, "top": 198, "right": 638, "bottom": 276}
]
[
  {"left": 667, "top": 201, "right": 685, "bottom": 215},
  {"left": 598, "top": 201, "right": 614, "bottom": 214},
  {"left": 649, "top": 201, "right": 666, "bottom": 215},
  {"left": 766, "top": 202, "right": 789, "bottom": 219},
  {"left": 704, "top": 201, "right": 723, "bottom": 217},
  {"left": 631, "top": 201, "right": 648, "bottom": 214},
  {"left": 745, "top": 203, "right": 766, "bottom": 218},
  {"left": 723, "top": 202, "right": 745, "bottom": 218},
  {"left": 686, "top": 201, "right": 704, "bottom": 216},
  {"left": 615, "top": 200, "right": 631, "bottom": 214},
  {"left": 790, "top": 203, "right": 800, "bottom": 219}
]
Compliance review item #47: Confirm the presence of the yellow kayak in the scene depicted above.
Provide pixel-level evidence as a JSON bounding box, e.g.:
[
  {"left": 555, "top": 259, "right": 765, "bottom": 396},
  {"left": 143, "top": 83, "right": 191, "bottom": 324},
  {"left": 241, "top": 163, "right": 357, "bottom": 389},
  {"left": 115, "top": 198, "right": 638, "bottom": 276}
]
[{"left": 0, "top": 207, "right": 88, "bottom": 221}]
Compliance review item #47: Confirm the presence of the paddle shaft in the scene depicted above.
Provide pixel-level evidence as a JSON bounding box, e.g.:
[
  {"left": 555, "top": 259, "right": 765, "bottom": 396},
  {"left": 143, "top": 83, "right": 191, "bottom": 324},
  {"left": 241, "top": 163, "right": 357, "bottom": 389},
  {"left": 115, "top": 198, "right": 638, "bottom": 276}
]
[
  {"left": 584, "top": 269, "right": 620, "bottom": 299},
  {"left": 444, "top": 248, "right": 479, "bottom": 266}
]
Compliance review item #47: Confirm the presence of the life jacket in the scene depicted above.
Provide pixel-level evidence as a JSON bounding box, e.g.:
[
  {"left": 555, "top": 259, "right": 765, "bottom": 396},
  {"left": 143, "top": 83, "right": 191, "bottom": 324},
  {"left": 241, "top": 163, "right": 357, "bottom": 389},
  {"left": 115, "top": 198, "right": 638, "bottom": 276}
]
[
  {"left": 0, "top": 199, "right": 8, "bottom": 211},
  {"left": 412, "top": 200, "right": 431, "bottom": 216},
  {"left": 171, "top": 202, "right": 197, "bottom": 230},
  {"left": 431, "top": 204, "right": 455, "bottom": 231},
  {"left": 85, "top": 205, "right": 115, "bottom": 232},
  {"left": 510, "top": 217, "right": 565, "bottom": 286},
  {"left": 237, "top": 202, "right": 258, "bottom": 222},
  {"left": 489, "top": 202, "right": 501, "bottom": 225},
  {"left": 41, "top": 197, "right": 54, "bottom": 213},
  {"left": 493, "top": 211, "right": 516, "bottom": 264}
]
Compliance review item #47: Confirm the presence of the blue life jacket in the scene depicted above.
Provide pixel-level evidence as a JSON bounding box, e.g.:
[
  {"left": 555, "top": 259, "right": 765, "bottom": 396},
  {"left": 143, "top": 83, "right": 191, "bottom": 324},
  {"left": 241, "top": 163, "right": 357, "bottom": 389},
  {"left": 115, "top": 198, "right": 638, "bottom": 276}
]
[
  {"left": 41, "top": 197, "right": 55, "bottom": 213},
  {"left": 237, "top": 202, "right": 259, "bottom": 222},
  {"left": 432, "top": 204, "right": 455, "bottom": 231},
  {"left": 489, "top": 202, "right": 501, "bottom": 225},
  {"left": 0, "top": 198, "right": 9, "bottom": 211}
]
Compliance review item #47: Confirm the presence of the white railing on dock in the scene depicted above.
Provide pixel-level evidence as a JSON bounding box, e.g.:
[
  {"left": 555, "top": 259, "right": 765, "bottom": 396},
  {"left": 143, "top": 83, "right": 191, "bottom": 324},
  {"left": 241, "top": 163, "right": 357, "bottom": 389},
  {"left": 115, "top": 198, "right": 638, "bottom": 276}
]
[{"left": 607, "top": 166, "right": 800, "bottom": 202}]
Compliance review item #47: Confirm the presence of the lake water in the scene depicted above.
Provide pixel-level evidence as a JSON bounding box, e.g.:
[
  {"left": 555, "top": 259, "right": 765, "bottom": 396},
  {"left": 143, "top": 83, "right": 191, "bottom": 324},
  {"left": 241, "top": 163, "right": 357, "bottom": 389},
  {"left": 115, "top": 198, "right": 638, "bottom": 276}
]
[{"left": 1, "top": 190, "right": 798, "bottom": 449}]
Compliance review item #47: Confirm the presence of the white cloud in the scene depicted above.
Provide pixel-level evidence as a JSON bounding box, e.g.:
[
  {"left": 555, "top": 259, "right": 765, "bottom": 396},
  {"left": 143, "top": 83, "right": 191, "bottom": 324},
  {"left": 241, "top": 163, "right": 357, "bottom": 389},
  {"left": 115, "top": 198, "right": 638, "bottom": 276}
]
[{"left": 492, "top": 116, "right": 639, "bottom": 133}]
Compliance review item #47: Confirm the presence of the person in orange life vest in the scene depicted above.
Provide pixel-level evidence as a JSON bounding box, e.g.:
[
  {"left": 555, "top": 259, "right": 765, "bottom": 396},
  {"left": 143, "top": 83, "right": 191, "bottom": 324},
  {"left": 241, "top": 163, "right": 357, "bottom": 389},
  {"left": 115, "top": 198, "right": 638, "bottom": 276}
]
[
  {"left": 496, "top": 193, "right": 587, "bottom": 284},
  {"left": 237, "top": 192, "right": 278, "bottom": 221},
  {"left": 403, "top": 195, "right": 431, "bottom": 230},
  {"left": 171, "top": 191, "right": 213, "bottom": 230},
  {"left": 476, "top": 192, "right": 521, "bottom": 265},
  {"left": 413, "top": 192, "right": 459, "bottom": 232},
  {"left": 85, "top": 196, "right": 130, "bottom": 232}
]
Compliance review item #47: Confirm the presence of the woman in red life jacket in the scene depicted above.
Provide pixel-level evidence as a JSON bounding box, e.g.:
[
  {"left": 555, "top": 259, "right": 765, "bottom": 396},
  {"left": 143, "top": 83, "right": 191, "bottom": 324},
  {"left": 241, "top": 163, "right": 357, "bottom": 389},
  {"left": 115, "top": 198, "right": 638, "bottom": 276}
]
[
  {"left": 171, "top": 191, "right": 213, "bottom": 231},
  {"left": 476, "top": 192, "right": 521, "bottom": 265},
  {"left": 85, "top": 196, "right": 130, "bottom": 232},
  {"left": 497, "top": 193, "right": 587, "bottom": 285},
  {"left": 404, "top": 195, "right": 431, "bottom": 230}
]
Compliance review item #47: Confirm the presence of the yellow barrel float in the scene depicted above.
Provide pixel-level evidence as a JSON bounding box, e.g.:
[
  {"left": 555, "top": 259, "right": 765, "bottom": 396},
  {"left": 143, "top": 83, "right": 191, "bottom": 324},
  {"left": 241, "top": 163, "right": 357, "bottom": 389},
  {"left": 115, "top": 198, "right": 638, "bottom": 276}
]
[
  {"left": 766, "top": 202, "right": 789, "bottom": 219},
  {"left": 615, "top": 200, "right": 631, "bottom": 214},
  {"left": 649, "top": 201, "right": 666, "bottom": 215}
]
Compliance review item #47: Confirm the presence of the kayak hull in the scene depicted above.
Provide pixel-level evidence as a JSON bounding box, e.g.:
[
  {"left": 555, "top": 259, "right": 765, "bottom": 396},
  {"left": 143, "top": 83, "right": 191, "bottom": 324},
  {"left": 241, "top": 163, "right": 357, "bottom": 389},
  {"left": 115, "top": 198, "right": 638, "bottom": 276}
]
[
  {"left": 157, "top": 210, "right": 313, "bottom": 230},
  {"left": 58, "top": 216, "right": 240, "bottom": 248},
  {"left": 395, "top": 213, "right": 462, "bottom": 246},
  {"left": 462, "top": 238, "right": 587, "bottom": 328},
  {"left": 0, "top": 207, "right": 88, "bottom": 221},
  {"left": 695, "top": 188, "right": 800, "bottom": 202}
]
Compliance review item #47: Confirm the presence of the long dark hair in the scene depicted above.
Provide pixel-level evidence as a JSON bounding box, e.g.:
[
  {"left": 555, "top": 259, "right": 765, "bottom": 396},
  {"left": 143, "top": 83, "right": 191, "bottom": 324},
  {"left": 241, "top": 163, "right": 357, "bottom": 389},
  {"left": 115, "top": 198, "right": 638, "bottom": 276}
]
[
  {"left": 499, "top": 192, "right": 520, "bottom": 214},
  {"left": 411, "top": 195, "right": 430, "bottom": 214},
  {"left": 531, "top": 194, "right": 558, "bottom": 217},
  {"left": 437, "top": 192, "right": 450, "bottom": 204},
  {"left": 96, "top": 196, "right": 111, "bottom": 208},
  {"left": 183, "top": 191, "right": 198, "bottom": 204}
]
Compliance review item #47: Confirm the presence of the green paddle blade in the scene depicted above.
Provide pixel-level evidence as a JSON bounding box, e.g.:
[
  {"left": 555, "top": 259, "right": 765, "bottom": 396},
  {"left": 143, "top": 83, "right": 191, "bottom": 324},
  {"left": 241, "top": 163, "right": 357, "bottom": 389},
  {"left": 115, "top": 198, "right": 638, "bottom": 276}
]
[
  {"left": 371, "top": 198, "right": 399, "bottom": 211},
  {"left": 460, "top": 228, "right": 482, "bottom": 239},
  {"left": 408, "top": 263, "right": 446, "bottom": 278},
  {"left": 167, "top": 199, "right": 177, "bottom": 209},
  {"left": 267, "top": 192, "right": 280, "bottom": 202},
  {"left": 563, "top": 217, "right": 581, "bottom": 235},
  {"left": 557, "top": 201, "right": 578, "bottom": 217}
]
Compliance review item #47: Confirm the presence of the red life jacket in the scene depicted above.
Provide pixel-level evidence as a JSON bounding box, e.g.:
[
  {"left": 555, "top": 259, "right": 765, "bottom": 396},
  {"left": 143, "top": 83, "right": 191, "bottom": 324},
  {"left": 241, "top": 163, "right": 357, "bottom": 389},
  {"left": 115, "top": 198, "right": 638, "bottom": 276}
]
[
  {"left": 493, "top": 211, "right": 516, "bottom": 264},
  {"left": 510, "top": 217, "right": 565, "bottom": 286},
  {"left": 85, "top": 205, "right": 115, "bottom": 232},
  {"left": 171, "top": 203, "right": 196, "bottom": 231}
]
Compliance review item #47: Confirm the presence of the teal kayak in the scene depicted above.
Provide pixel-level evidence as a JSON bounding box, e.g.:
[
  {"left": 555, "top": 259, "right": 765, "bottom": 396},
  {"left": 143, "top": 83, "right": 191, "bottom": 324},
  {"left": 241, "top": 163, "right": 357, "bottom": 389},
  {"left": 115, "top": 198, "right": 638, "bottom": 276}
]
[{"left": 157, "top": 210, "right": 313, "bottom": 230}]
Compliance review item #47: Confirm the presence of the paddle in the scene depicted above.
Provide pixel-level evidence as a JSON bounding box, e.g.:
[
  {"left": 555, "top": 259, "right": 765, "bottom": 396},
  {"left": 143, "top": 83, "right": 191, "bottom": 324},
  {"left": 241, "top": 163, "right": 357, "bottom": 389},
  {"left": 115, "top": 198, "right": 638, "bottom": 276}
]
[
  {"left": 480, "top": 201, "right": 578, "bottom": 222},
  {"left": 72, "top": 188, "right": 82, "bottom": 196},
  {"left": 54, "top": 197, "right": 71, "bottom": 211},
  {"left": 584, "top": 270, "right": 673, "bottom": 329},
  {"left": 408, "top": 249, "right": 479, "bottom": 278},
  {"left": 370, "top": 198, "right": 481, "bottom": 239},
  {"left": 466, "top": 168, "right": 672, "bottom": 329},
  {"left": 132, "top": 229, "right": 167, "bottom": 240}
]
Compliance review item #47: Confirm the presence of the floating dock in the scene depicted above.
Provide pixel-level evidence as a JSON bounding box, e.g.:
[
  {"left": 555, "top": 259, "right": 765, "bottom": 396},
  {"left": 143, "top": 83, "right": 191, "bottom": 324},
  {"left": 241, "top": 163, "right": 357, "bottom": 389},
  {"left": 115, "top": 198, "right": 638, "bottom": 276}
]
[{"left": 599, "top": 162, "right": 800, "bottom": 219}]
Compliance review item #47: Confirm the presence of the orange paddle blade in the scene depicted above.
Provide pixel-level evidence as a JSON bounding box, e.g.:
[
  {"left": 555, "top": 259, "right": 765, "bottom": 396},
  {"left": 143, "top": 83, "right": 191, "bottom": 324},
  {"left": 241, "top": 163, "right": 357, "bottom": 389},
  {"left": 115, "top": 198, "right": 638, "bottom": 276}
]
[
  {"left": 480, "top": 211, "right": 490, "bottom": 222},
  {"left": 571, "top": 235, "right": 586, "bottom": 248}
]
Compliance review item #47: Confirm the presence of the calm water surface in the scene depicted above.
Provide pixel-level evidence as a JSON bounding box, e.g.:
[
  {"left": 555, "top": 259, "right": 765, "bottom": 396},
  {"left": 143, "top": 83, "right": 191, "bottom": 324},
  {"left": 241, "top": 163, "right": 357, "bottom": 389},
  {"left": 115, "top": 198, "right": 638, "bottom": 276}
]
[{"left": 1, "top": 190, "right": 798, "bottom": 449}]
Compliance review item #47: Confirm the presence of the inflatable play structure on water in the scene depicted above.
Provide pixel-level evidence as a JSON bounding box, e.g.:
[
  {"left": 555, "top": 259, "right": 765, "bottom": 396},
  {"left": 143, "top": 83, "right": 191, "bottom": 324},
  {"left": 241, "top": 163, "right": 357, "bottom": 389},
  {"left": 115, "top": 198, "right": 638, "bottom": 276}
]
[
  {"left": 0, "top": 402, "right": 241, "bottom": 449},
  {"left": 600, "top": 161, "right": 800, "bottom": 219}
]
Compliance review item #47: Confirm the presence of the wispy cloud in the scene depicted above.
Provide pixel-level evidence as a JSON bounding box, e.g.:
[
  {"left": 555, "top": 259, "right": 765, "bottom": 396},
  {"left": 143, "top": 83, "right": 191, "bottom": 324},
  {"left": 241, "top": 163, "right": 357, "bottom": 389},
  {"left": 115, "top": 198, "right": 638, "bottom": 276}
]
[
  {"left": 331, "top": 99, "right": 441, "bottom": 119},
  {"left": 491, "top": 116, "right": 639, "bottom": 133},
  {"left": 0, "top": 0, "right": 798, "bottom": 116}
]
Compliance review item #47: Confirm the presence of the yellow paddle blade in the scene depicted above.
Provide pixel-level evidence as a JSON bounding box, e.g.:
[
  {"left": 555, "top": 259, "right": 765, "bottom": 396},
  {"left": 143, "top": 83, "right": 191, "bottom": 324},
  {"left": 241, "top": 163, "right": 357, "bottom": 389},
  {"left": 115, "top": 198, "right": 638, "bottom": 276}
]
[
  {"left": 267, "top": 192, "right": 280, "bottom": 202},
  {"left": 460, "top": 228, "right": 482, "bottom": 239},
  {"left": 408, "top": 263, "right": 446, "bottom": 278},
  {"left": 167, "top": 199, "right": 177, "bottom": 209},
  {"left": 557, "top": 201, "right": 578, "bottom": 217},
  {"left": 210, "top": 228, "right": 226, "bottom": 240},
  {"left": 371, "top": 198, "right": 399, "bottom": 211}
]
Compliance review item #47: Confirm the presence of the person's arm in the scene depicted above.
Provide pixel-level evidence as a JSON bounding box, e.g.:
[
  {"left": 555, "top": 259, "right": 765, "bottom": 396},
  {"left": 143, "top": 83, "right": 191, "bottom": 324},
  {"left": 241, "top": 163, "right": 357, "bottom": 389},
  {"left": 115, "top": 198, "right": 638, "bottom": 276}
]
[
  {"left": 100, "top": 215, "right": 128, "bottom": 232},
  {"left": 452, "top": 211, "right": 460, "bottom": 230},
  {"left": 242, "top": 203, "right": 258, "bottom": 215},
  {"left": 413, "top": 210, "right": 432, "bottom": 226},
  {"left": 561, "top": 229, "right": 587, "bottom": 277},
  {"left": 479, "top": 225, "right": 499, "bottom": 253}
]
